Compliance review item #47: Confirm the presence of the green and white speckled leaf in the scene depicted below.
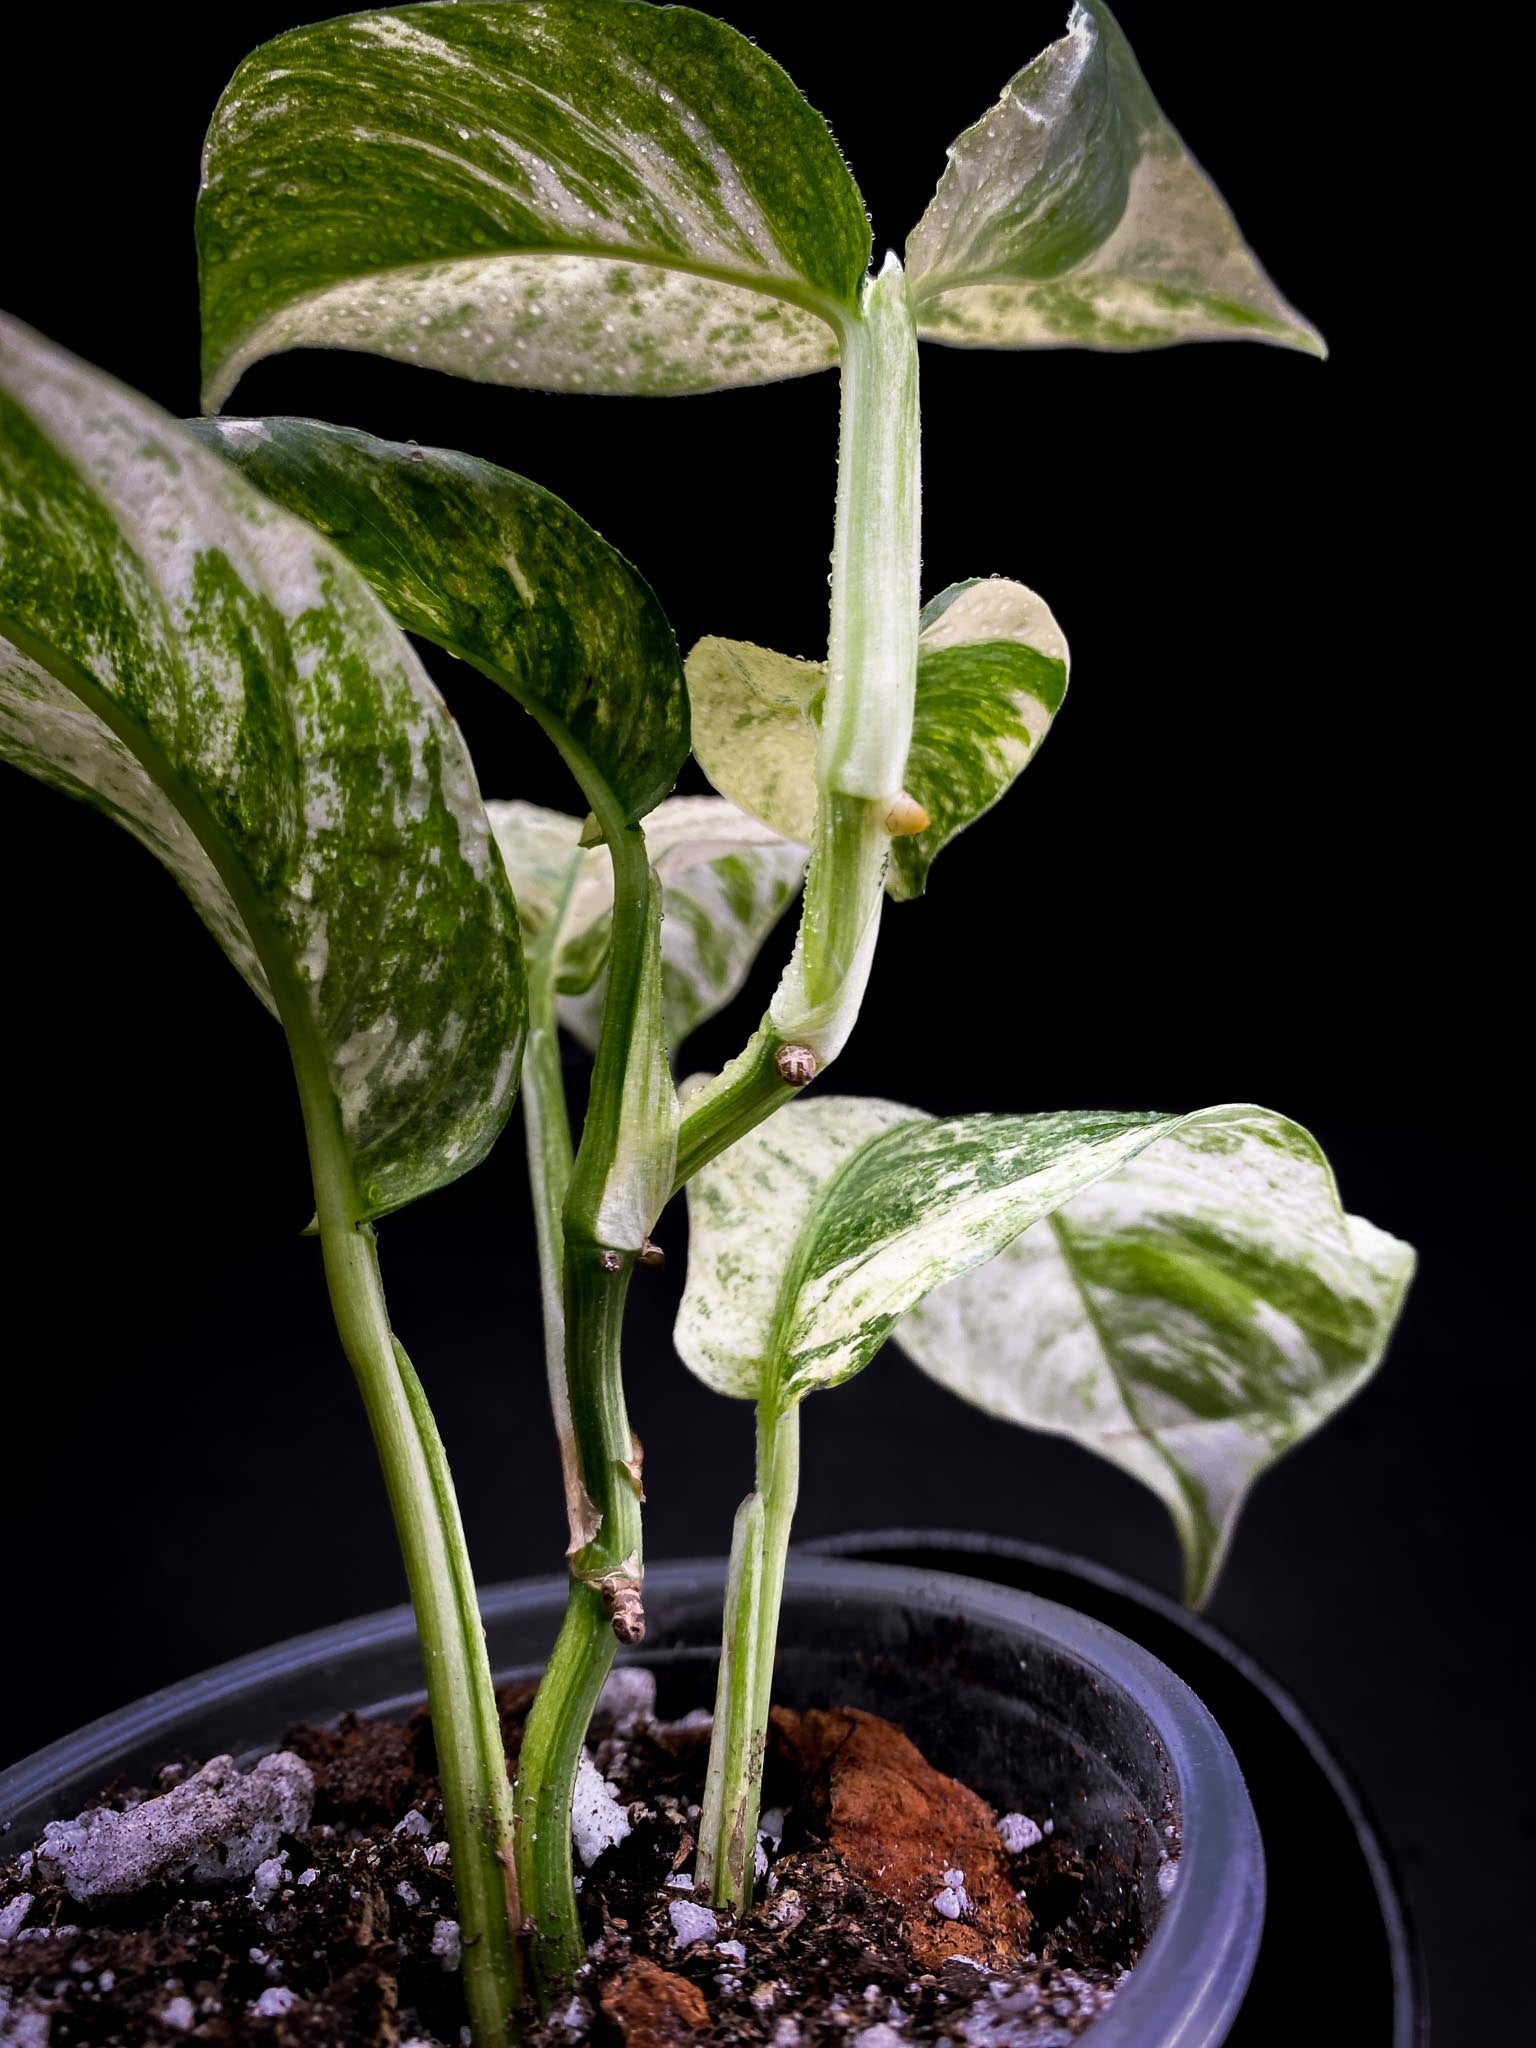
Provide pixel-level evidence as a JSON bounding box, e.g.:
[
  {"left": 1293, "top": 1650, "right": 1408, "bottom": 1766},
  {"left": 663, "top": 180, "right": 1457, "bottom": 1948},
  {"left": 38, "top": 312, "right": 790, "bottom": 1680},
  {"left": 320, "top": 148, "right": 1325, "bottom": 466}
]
[
  {"left": 681, "top": 1101, "right": 1164, "bottom": 1405},
  {"left": 489, "top": 796, "right": 804, "bottom": 1053},
  {"left": 0, "top": 314, "right": 525, "bottom": 1220},
  {"left": 906, "top": 3, "right": 1324, "bottom": 357},
  {"left": 685, "top": 638, "right": 822, "bottom": 846},
  {"left": 198, "top": 0, "right": 870, "bottom": 410},
  {"left": 677, "top": 1094, "right": 920, "bottom": 1401},
  {"left": 894, "top": 578, "right": 1068, "bottom": 897},
  {"left": 686, "top": 577, "right": 1067, "bottom": 899},
  {"left": 189, "top": 417, "right": 686, "bottom": 827},
  {"left": 676, "top": 1100, "right": 1412, "bottom": 1592},
  {"left": 896, "top": 1109, "right": 1414, "bottom": 1602}
]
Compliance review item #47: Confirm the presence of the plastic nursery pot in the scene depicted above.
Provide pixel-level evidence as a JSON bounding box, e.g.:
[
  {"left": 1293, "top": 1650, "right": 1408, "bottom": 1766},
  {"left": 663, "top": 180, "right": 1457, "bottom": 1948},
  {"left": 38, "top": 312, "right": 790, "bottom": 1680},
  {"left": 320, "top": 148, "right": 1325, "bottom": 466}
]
[
  {"left": 1, "top": 1558, "right": 1262, "bottom": 2048},
  {"left": 805, "top": 1532, "right": 1426, "bottom": 2048}
]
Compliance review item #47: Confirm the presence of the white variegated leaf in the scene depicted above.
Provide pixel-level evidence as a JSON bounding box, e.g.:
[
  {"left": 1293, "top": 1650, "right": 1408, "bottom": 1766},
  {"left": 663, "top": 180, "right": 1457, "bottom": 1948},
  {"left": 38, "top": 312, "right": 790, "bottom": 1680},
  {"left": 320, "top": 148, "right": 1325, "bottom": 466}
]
[
  {"left": 676, "top": 1095, "right": 921, "bottom": 1400},
  {"left": 685, "top": 576, "right": 1067, "bottom": 900},
  {"left": 0, "top": 315, "right": 525, "bottom": 1222},
  {"left": 198, "top": 0, "right": 870, "bottom": 408},
  {"left": 906, "top": 3, "right": 1324, "bottom": 357},
  {"left": 679, "top": 1099, "right": 1173, "bottom": 1402},
  {"left": 896, "top": 1110, "right": 1414, "bottom": 1601},
  {"left": 685, "top": 639, "right": 821, "bottom": 848},
  {"left": 484, "top": 799, "right": 587, "bottom": 940},
  {"left": 489, "top": 796, "right": 805, "bottom": 1055},
  {"left": 676, "top": 1100, "right": 1412, "bottom": 1601}
]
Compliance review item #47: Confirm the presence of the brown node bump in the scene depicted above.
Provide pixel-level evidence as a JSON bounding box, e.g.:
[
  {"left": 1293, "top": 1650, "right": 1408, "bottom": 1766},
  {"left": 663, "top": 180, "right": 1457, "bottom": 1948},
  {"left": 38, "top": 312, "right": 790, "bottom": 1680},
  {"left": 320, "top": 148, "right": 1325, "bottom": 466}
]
[
  {"left": 605, "top": 1584, "right": 646, "bottom": 1645},
  {"left": 637, "top": 1239, "right": 666, "bottom": 1270},
  {"left": 774, "top": 1043, "right": 818, "bottom": 1088},
  {"left": 599, "top": 1248, "right": 625, "bottom": 1274}
]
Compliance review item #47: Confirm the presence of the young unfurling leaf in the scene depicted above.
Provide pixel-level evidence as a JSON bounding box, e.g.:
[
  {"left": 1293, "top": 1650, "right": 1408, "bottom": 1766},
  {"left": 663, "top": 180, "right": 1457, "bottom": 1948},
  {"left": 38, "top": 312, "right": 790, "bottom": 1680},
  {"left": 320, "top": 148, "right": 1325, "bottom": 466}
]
[
  {"left": 906, "top": 2, "right": 1325, "bottom": 357},
  {"left": 197, "top": 0, "right": 870, "bottom": 410},
  {"left": 490, "top": 796, "right": 804, "bottom": 1054},
  {"left": 685, "top": 577, "right": 1068, "bottom": 898},
  {"left": 676, "top": 1097, "right": 1411, "bottom": 1599},
  {"left": 188, "top": 417, "right": 688, "bottom": 828},
  {"left": 0, "top": 315, "right": 525, "bottom": 1220}
]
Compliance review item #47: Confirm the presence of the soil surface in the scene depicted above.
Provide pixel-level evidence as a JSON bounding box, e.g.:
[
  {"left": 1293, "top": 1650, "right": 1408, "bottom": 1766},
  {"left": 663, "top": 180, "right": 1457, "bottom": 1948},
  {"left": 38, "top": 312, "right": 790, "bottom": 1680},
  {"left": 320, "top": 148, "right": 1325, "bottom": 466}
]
[{"left": 0, "top": 1680, "right": 1141, "bottom": 2046}]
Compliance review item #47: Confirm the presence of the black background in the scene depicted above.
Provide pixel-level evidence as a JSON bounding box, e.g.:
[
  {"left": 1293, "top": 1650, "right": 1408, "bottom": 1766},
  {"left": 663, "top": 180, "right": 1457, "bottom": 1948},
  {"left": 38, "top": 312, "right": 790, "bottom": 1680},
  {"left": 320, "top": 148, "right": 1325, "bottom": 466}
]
[{"left": 2, "top": 3, "right": 1516, "bottom": 2036}]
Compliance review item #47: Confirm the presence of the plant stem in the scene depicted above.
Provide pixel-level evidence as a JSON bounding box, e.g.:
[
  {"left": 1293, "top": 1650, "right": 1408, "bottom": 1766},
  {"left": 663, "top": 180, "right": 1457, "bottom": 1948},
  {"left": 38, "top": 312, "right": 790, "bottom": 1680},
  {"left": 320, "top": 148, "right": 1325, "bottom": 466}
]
[
  {"left": 695, "top": 1400, "right": 801, "bottom": 1912},
  {"left": 672, "top": 1025, "right": 797, "bottom": 1191},
  {"left": 516, "top": 823, "right": 675, "bottom": 1996},
  {"left": 693, "top": 257, "right": 918, "bottom": 1912},
  {"left": 302, "top": 1076, "right": 520, "bottom": 2046},
  {"left": 513, "top": 1579, "right": 615, "bottom": 1990},
  {"left": 677, "top": 257, "right": 921, "bottom": 1175},
  {"left": 520, "top": 870, "right": 586, "bottom": 1568}
]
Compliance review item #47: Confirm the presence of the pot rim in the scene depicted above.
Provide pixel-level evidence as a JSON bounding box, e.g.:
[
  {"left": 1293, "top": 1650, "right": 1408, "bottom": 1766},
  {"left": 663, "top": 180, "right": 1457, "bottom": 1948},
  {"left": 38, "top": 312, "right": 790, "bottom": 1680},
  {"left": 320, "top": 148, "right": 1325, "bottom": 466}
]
[
  {"left": 0, "top": 1556, "right": 1263, "bottom": 2048},
  {"left": 806, "top": 1524, "right": 1424, "bottom": 2043}
]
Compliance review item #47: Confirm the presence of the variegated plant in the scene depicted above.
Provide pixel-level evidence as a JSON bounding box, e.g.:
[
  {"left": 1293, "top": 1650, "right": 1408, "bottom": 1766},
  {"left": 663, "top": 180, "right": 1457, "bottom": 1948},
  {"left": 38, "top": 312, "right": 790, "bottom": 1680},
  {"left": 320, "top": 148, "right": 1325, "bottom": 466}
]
[
  {"left": 2, "top": 5, "right": 1400, "bottom": 2043},
  {"left": 0, "top": 318, "right": 529, "bottom": 2041}
]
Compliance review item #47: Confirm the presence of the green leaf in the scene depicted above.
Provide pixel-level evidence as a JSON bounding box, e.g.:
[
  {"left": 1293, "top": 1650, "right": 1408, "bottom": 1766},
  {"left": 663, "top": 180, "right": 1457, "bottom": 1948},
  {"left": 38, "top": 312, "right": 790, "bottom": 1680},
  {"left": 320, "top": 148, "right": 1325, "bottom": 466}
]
[
  {"left": 490, "top": 796, "right": 805, "bottom": 1054},
  {"left": 685, "top": 576, "right": 1067, "bottom": 898},
  {"left": 188, "top": 417, "right": 687, "bottom": 827},
  {"left": 905, "top": 2, "right": 1324, "bottom": 357},
  {"left": 198, "top": 0, "right": 870, "bottom": 410},
  {"left": 895, "top": 1109, "right": 1413, "bottom": 1602},
  {"left": 0, "top": 314, "right": 525, "bottom": 1220}
]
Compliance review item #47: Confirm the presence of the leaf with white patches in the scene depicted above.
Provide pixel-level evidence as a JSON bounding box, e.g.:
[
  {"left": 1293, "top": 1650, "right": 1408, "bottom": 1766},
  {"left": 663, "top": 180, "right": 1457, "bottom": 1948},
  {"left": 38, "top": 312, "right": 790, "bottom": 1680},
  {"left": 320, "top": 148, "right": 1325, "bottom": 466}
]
[
  {"left": 896, "top": 1109, "right": 1413, "bottom": 1603},
  {"left": 198, "top": 0, "right": 869, "bottom": 410},
  {"left": 0, "top": 314, "right": 525, "bottom": 1220},
  {"left": 483, "top": 798, "right": 589, "bottom": 944},
  {"left": 489, "top": 796, "right": 805, "bottom": 1054},
  {"left": 676, "top": 1095, "right": 920, "bottom": 1401},
  {"left": 685, "top": 638, "right": 821, "bottom": 847},
  {"left": 894, "top": 579, "right": 1068, "bottom": 897},
  {"left": 685, "top": 577, "right": 1067, "bottom": 899},
  {"left": 189, "top": 417, "right": 687, "bottom": 826},
  {"left": 905, "top": 2, "right": 1324, "bottom": 357},
  {"left": 676, "top": 1097, "right": 1412, "bottom": 1585}
]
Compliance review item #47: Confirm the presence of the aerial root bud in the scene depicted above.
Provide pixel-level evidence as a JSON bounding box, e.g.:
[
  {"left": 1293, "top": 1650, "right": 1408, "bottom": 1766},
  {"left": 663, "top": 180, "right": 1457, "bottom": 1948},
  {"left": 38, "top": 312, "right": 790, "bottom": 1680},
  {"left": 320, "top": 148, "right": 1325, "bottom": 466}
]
[{"left": 774, "top": 1043, "right": 818, "bottom": 1087}]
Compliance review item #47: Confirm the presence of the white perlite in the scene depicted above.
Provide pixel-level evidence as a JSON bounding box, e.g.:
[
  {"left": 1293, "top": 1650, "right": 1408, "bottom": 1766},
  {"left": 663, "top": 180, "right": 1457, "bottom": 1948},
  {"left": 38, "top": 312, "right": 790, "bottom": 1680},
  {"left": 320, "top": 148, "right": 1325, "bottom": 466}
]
[
  {"left": 393, "top": 1808, "right": 432, "bottom": 1839},
  {"left": 571, "top": 1752, "right": 632, "bottom": 1868},
  {"left": 667, "top": 1899, "right": 719, "bottom": 1948},
  {"left": 36, "top": 1753, "right": 313, "bottom": 1901},
  {"left": 996, "top": 1813, "right": 1043, "bottom": 1854},
  {"left": 432, "top": 1918, "right": 462, "bottom": 1971},
  {"left": 0, "top": 1896, "right": 33, "bottom": 1943},
  {"left": 858, "top": 2028, "right": 906, "bottom": 2048},
  {"left": 932, "top": 1868, "right": 969, "bottom": 1920},
  {"left": 1158, "top": 1858, "right": 1179, "bottom": 1898},
  {"left": 0, "top": 1987, "right": 50, "bottom": 2048},
  {"left": 397, "top": 1881, "right": 422, "bottom": 1908},
  {"left": 250, "top": 1988, "right": 299, "bottom": 2018},
  {"left": 716, "top": 1939, "right": 747, "bottom": 1964},
  {"left": 158, "top": 1997, "right": 197, "bottom": 2032},
  {"left": 249, "top": 1853, "right": 288, "bottom": 1906},
  {"left": 590, "top": 1666, "right": 657, "bottom": 1737},
  {"left": 766, "top": 1887, "right": 804, "bottom": 1931}
]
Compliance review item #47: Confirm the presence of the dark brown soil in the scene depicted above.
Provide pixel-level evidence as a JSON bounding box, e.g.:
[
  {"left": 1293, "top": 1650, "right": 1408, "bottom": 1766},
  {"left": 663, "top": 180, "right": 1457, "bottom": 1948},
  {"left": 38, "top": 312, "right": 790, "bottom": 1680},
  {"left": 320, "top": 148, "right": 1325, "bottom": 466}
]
[{"left": 0, "top": 1689, "right": 1134, "bottom": 2046}]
